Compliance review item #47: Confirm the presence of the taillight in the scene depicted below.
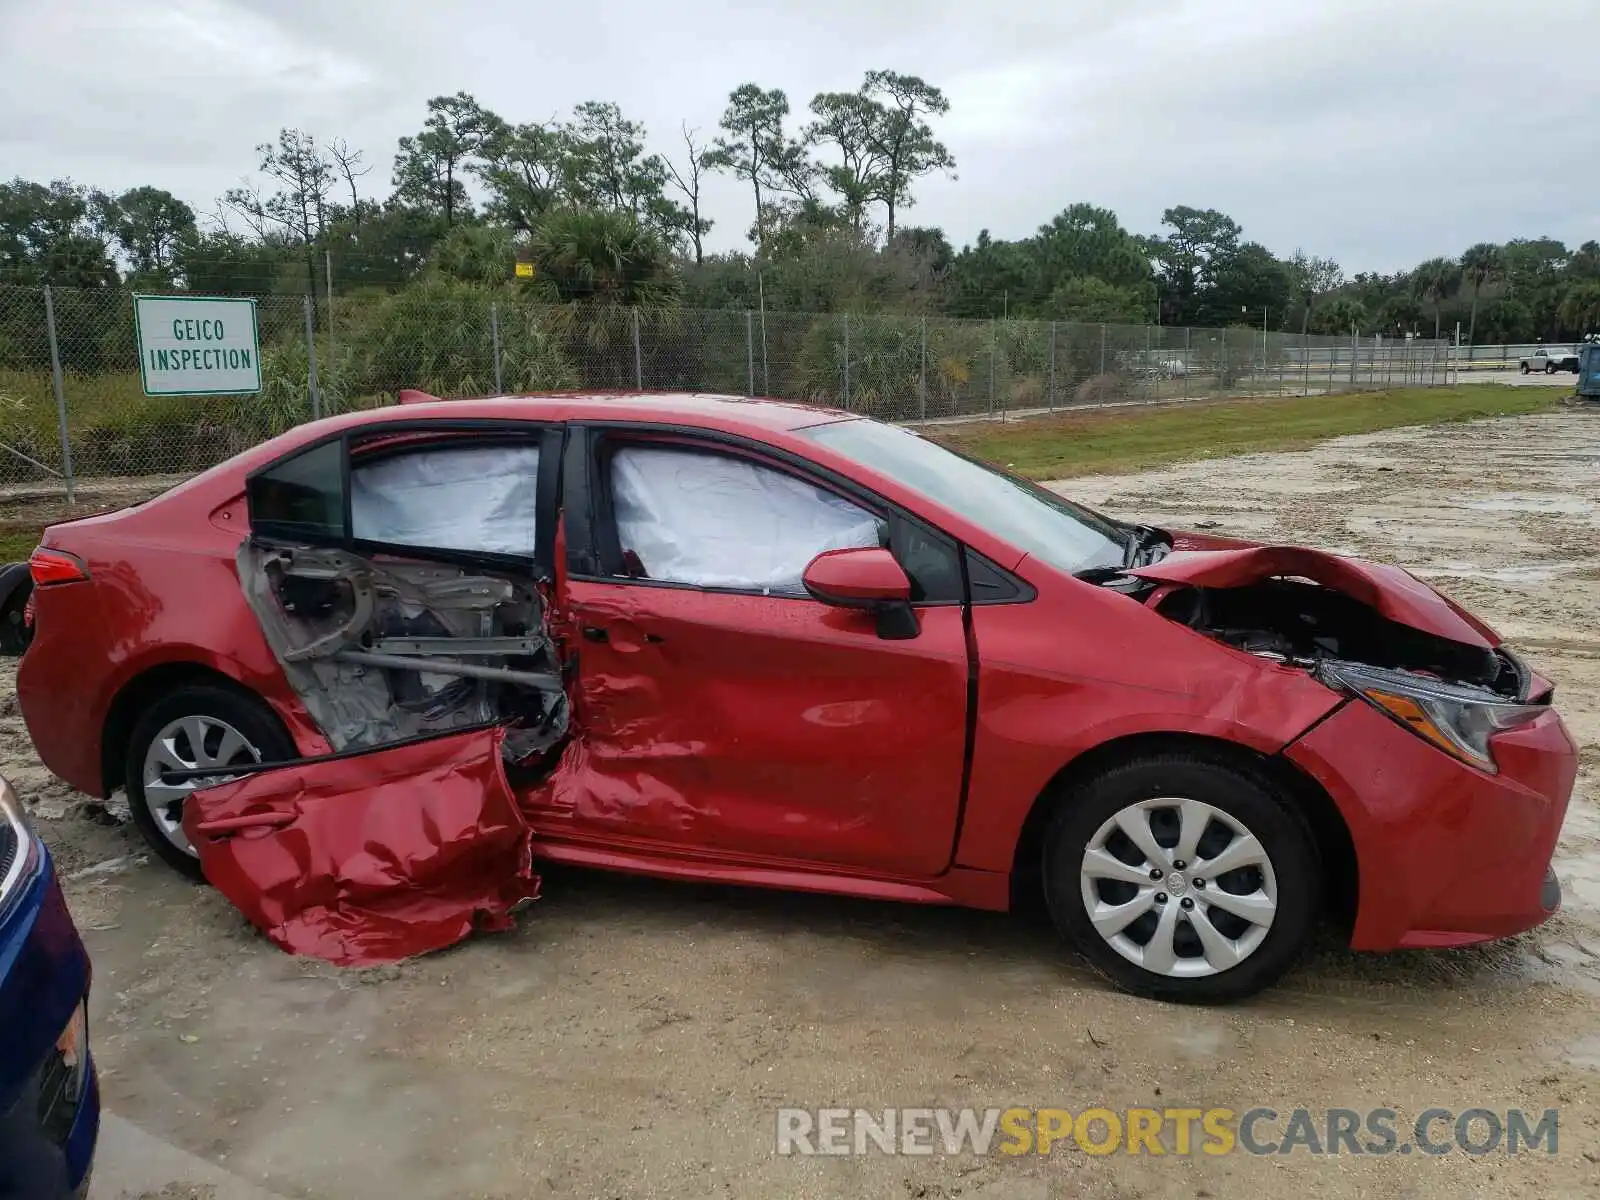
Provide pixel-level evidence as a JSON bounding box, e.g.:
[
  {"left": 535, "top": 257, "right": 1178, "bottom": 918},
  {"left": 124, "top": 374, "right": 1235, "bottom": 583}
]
[{"left": 27, "top": 547, "right": 89, "bottom": 586}]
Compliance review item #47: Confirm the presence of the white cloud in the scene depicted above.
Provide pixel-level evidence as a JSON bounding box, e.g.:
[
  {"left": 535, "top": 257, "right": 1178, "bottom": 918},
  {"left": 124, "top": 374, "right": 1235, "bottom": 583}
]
[{"left": 0, "top": 0, "right": 1594, "bottom": 271}]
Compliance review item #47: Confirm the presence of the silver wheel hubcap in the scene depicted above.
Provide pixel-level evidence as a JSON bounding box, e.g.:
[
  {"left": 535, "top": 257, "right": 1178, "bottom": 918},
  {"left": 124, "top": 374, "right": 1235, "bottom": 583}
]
[
  {"left": 1079, "top": 797, "right": 1278, "bottom": 979},
  {"left": 141, "top": 716, "right": 263, "bottom": 856}
]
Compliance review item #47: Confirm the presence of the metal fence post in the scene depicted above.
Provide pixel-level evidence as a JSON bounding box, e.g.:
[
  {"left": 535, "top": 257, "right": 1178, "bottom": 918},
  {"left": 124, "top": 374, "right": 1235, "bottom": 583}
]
[
  {"left": 303, "top": 294, "right": 322, "bottom": 421},
  {"left": 988, "top": 318, "right": 997, "bottom": 415},
  {"left": 1047, "top": 321, "right": 1056, "bottom": 413},
  {"left": 1099, "top": 324, "right": 1107, "bottom": 375},
  {"left": 1183, "top": 327, "right": 1191, "bottom": 401},
  {"left": 1146, "top": 323, "right": 1156, "bottom": 404},
  {"left": 919, "top": 316, "right": 928, "bottom": 420},
  {"left": 842, "top": 313, "right": 851, "bottom": 409},
  {"left": 745, "top": 310, "right": 754, "bottom": 397},
  {"left": 1349, "top": 331, "right": 1358, "bottom": 388},
  {"left": 490, "top": 302, "right": 504, "bottom": 394},
  {"left": 41, "top": 286, "right": 75, "bottom": 504},
  {"left": 632, "top": 308, "right": 643, "bottom": 389},
  {"left": 325, "top": 247, "right": 335, "bottom": 368}
]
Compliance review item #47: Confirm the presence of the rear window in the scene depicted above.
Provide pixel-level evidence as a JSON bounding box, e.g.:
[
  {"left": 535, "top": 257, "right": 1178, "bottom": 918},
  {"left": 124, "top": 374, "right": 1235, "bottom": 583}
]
[{"left": 247, "top": 440, "right": 345, "bottom": 540}]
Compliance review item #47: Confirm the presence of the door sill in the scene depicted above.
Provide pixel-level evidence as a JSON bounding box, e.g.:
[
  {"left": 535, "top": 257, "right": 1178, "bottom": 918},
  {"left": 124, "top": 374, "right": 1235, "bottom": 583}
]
[{"left": 529, "top": 835, "right": 1009, "bottom": 910}]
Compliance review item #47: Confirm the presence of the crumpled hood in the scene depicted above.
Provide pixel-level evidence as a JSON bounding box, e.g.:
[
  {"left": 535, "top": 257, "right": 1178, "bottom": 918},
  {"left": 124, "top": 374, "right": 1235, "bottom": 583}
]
[{"left": 1125, "top": 544, "right": 1499, "bottom": 650}]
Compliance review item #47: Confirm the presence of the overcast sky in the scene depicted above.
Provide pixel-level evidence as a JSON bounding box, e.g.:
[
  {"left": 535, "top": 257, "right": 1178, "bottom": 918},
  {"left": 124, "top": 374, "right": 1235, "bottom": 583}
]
[{"left": 2, "top": 0, "right": 1596, "bottom": 273}]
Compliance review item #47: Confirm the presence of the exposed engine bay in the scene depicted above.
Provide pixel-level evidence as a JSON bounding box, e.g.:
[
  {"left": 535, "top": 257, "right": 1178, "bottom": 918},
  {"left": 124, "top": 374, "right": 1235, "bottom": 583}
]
[
  {"left": 237, "top": 542, "right": 569, "bottom": 762},
  {"left": 1148, "top": 576, "right": 1528, "bottom": 698},
  {"left": 1090, "top": 534, "right": 1542, "bottom": 703}
]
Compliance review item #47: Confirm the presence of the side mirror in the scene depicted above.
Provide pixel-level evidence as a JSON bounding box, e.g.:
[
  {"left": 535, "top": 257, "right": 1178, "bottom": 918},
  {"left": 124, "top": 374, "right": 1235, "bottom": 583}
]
[{"left": 802, "top": 547, "right": 918, "bottom": 640}]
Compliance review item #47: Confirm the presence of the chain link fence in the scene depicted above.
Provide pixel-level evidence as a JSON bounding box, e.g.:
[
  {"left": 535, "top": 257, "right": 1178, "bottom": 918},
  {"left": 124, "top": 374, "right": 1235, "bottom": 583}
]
[{"left": 0, "top": 281, "right": 1456, "bottom": 494}]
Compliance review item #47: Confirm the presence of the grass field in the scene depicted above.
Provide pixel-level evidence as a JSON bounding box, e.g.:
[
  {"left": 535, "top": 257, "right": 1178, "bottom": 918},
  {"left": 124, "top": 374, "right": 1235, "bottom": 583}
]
[{"left": 930, "top": 384, "right": 1560, "bottom": 480}]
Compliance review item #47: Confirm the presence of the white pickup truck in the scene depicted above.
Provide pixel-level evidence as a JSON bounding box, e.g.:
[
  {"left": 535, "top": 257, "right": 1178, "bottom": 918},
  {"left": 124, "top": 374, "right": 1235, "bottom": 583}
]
[{"left": 1520, "top": 347, "right": 1580, "bottom": 374}]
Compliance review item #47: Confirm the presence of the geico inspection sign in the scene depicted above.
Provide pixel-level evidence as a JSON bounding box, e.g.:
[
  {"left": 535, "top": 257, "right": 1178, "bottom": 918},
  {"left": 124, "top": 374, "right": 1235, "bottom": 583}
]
[{"left": 134, "top": 295, "right": 262, "bottom": 396}]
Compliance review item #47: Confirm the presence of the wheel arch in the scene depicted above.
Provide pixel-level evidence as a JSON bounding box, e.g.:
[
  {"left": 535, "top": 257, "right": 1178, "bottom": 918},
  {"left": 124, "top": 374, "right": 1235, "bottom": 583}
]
[
  {"left": 1007, "top": 730, "right": 1358, "bottom": 934},
  {"left": 100, "top": 662, "right": 284, "bottom": 796}
]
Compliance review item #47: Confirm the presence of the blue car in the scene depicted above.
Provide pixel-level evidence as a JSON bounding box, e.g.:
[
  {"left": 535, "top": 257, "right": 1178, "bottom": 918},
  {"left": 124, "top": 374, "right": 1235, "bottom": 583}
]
[{"left": 0, "top": 775, "right": 98, "bottom": 1199}]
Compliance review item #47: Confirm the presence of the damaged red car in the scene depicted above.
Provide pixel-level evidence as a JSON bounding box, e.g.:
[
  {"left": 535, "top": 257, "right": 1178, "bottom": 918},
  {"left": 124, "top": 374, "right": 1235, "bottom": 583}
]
[{"left": 16, "top": 393, "right": 1576, "bottom": 1003}]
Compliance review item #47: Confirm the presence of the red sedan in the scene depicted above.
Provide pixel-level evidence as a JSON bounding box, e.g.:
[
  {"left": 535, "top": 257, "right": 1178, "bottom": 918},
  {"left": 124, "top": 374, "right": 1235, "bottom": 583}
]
[{"left": 16, "top": 394, "right": 1576, "bottom": 1002}]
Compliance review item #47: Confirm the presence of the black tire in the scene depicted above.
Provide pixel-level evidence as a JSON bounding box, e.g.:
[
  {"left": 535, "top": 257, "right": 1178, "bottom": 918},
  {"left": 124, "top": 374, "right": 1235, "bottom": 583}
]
[
  {"left": 0, "top": 563, "right": 33, "bottom": 656},
  {"left": 124, "top": 684, "right": 296, "bottom": 879},
  {"left": 1042, "top": 753, "right": 1320, "bottom": 1004},
  {"left": 1545, "top": 362, "right": 1557, "bottom": 374},
  {"left": 1521, "top": 363, "right": 1531, "bottom": 374}
]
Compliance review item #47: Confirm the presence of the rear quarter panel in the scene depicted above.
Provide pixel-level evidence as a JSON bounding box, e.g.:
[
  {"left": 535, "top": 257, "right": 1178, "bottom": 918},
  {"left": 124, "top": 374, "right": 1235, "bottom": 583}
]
[{"left": 18, "top": 500, "right": 327, "bottom": 798}]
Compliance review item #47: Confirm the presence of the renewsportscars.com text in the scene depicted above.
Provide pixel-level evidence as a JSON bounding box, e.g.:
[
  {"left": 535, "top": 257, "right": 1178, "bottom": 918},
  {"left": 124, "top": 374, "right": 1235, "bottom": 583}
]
[{"left": 775, "top": 1106, "right": 1559, "bottom": 1157}]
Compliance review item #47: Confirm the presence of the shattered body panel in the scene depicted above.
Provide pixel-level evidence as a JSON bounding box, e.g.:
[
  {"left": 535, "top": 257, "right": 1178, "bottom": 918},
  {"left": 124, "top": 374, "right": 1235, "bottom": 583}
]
[
  {"left": 530, "top": 581, "right": 971, "bottom": 876},
  {"left": 237, "top": 542, "right": 567, "bottom": 758},
  {"left": 184, "top": 727, "right": 537, "bottom": 965},
  {"left": 1126, "top": 544, "right": 1499, "bottom": 650}
]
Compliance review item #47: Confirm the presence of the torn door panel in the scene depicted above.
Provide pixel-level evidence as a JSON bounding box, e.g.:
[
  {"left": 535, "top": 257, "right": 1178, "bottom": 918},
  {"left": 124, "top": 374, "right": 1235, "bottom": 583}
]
[
  {"left": 183, "top": 726, "right": 538, "bottom": 966},
  {"left": 237, "top": 541, "right": 568, "bottom": 761}
]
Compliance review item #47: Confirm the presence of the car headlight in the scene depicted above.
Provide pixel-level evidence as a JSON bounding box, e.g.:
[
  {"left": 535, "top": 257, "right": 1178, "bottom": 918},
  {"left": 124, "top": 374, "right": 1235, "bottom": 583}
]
[
  {"left": 1319, "top": 660, "right": 1548, "bottom": 773},
  {"left": 0, "top": 775, "right": 38, "bottom": 907}
]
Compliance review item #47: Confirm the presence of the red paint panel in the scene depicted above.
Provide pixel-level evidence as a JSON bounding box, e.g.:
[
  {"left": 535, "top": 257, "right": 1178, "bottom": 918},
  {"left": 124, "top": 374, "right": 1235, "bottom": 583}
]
[
  {"left": 540, "top": 581, "right": 970, "bottom": 877},
  {"left": 1284, "top": 700, "right": 1574, "bottom": 949},
  {"left": 185, "top": 727, "right": 537, "bottom": 966},
  {"left": 1127, "top": 545, "right": 1499, "bottom": 648},
  {"left": 956, "top": 563, "right": 1344, "bottom": 873}
]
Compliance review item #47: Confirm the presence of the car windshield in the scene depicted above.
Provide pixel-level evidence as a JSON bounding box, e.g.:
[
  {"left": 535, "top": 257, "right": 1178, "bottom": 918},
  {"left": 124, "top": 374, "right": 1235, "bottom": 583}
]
[{"left": 803, "top": 418, "right": 1128, "bottom": 574}]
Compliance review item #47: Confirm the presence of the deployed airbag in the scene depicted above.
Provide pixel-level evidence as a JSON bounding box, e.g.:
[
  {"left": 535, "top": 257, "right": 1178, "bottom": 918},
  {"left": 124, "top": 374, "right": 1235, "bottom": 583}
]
[
  {"left": 610, "top": 446, "right": 881, "bottom": 592},
  {"left": 351, "top": 444, "right": 539, "bottom": 556},
  {"left": 184, "top": 727, "right": 538, "bottom": 966}
]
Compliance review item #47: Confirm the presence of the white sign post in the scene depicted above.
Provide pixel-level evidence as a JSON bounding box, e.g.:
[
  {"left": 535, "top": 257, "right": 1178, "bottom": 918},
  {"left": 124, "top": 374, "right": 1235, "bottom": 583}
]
[{"left": 134, "top": 295, "right": 262, "bottom": 396}]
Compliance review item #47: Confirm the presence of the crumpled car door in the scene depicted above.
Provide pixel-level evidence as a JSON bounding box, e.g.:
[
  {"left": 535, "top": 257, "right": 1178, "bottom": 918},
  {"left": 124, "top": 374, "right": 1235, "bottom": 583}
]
[{"left": 182, "top": 726, "right": 538, "bottom": 966}]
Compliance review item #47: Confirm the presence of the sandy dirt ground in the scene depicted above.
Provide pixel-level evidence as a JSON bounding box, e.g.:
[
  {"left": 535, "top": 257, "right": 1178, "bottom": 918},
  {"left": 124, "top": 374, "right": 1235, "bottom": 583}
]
[{"left": 7, "top": 408, "right": 1600, "bottom": 1199}]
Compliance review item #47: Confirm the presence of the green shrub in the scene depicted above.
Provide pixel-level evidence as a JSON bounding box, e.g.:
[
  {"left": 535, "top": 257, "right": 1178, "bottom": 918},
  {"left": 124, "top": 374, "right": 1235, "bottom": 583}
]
[{"left": 353, "top": 280, "right": 575, "bottom": 397}]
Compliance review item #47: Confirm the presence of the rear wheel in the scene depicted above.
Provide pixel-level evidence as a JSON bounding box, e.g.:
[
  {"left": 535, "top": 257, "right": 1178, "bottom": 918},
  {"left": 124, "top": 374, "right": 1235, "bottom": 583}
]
[
  {"left": 1043, "top": 754, "right": 1320, "bottom": 1003},
  {"left": 124, "top": 685, "right": 295, "bottom": 878},
  {"left": 1521, "top": 363, "right": 1531, "bottom": 374}
]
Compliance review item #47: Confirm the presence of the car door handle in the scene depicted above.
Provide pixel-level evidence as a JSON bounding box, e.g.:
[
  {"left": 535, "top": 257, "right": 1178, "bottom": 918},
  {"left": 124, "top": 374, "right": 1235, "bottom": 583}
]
[{"left": 581, "top": 626, "right": 608, "bottom": 643}]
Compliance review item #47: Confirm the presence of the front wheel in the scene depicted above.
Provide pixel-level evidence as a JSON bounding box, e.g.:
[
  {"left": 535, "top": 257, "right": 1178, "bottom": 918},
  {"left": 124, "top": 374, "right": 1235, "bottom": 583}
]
[
  {"left": 124, "top": 684, "right": 296, "bottom": 878},
  {"left": 1546, "top": 362, "right": 1557, "bottom": 374},
  {"left": 1043, "top": 753, "right": 1320, "bottom": 1004}
]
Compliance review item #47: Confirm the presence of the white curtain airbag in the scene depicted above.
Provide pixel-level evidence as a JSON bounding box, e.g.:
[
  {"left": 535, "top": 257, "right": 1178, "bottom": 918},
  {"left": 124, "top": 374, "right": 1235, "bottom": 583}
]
[
  {"left": 351, "top": 445, "right": 539, "bottom": 556},
  {"left": 610, "top": 447, "right": 880, "bottom": 592}
]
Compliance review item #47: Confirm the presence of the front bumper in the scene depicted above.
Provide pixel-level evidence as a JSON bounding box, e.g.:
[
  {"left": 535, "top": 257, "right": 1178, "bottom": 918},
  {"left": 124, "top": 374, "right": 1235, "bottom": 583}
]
[{"left": 1284, "top": 699, "right": 1576, "bottom": 951}]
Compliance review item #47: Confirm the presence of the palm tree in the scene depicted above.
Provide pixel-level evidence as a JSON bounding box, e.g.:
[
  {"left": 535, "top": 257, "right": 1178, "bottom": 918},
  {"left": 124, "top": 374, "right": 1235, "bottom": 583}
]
[
  {"left": 527, "top": 208, "right": 680, "bottom": 309},
  {"left": 1460, "top": 243, "right": 1503, "bottom": 346},
  {"left": 1411, "top": 257, "right": 1462, "bottom": 340},
  {"left": 1557, "top": 281, "right": 1600, "bottom": 338},
  {"left": 1312, "top": 296, "right": 1366, "bottom": 336}
]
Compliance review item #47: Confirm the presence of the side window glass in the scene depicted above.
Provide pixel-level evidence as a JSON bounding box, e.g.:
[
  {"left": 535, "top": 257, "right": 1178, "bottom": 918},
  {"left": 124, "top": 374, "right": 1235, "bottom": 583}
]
[
  {"left": 351, "top": 443, "right": 540, "bottom": 556},
  {"left": 247, "top": 440, "right": 345, "bottom": 540},
  {"left": 608, "top": 445, "right": 881, "bottom": 593}
]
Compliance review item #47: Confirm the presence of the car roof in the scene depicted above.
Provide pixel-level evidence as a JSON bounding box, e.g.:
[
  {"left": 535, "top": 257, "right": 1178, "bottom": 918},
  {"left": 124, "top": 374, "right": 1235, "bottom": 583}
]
[
  {"left": 117, "top": 393, "right": 864, "bottom": 526},
  {"left": 371, "top": 392, "right": 854, "bottom": 435}
]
